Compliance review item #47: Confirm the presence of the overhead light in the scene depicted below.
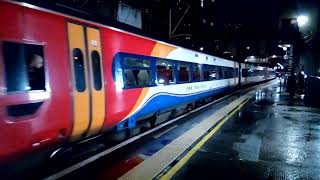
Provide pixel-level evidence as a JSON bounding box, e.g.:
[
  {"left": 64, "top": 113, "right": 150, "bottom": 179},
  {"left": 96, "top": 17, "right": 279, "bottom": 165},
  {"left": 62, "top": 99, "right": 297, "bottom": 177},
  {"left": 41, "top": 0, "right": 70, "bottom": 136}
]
[
  {"left": 246, "top": 46, "right": 250, "bottom": 50},
  {"left": 200, "top": 47, "right": 204, "bottom": 51},
  {"left": 297, "top": 15, "right": 308, "bottom": 27},
  {"left": 271, "top": 55, "right": 277, "bottom": 58},
  {"left": 277, "top": 63, "right": 284, "bottom": 69},
  {"left": 278, "top": 44, "right": 291, "bottom": 51}
]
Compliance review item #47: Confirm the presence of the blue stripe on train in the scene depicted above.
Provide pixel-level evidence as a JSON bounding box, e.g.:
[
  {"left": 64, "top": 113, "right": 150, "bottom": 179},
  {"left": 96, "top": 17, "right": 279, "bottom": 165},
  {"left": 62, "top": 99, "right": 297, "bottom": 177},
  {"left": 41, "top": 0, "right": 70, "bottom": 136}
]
[{"left": 117, "top": 86, "right": 233, "bottom": 130}]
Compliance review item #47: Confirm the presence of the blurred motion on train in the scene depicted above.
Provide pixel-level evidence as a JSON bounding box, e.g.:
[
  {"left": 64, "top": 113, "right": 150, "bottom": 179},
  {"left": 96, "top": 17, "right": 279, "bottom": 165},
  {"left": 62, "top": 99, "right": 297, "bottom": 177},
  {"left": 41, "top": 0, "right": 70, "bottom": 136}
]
[{"left": 0, "top": 1, "right": 276, "bottom": 166}]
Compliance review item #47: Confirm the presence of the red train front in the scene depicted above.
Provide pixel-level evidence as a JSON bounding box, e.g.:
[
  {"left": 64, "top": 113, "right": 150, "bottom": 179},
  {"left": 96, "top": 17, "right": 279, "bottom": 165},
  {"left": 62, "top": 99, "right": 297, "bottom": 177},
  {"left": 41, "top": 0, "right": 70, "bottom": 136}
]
[{"left": 0, "top": 0, "right": 159, "bottom": 164}]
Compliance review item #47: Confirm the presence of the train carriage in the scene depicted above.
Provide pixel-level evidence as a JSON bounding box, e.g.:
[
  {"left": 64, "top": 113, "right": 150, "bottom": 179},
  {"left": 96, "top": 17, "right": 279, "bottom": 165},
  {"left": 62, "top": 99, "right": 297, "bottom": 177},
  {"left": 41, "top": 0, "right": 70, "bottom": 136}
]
[{"left": 0, "top": 0, "right": 274, "bottom": 166}]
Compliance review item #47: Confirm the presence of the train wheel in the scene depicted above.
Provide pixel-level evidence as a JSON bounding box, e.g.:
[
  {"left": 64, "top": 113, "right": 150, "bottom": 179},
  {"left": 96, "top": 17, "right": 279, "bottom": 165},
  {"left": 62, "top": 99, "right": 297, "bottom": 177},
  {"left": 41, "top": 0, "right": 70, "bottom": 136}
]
[
  {"left": 126, "top": 128, "right": 134, "bottom": 138},
  {"left": 150, "top": 111, "right": 159, "bottom": 127}
]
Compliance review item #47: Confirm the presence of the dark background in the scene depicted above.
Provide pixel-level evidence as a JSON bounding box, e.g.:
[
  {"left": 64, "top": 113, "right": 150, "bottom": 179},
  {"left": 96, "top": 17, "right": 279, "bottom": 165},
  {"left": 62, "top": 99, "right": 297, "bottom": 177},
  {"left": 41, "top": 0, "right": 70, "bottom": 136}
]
[{"left": 17, "top": 0, "right": 320, "bottom": 75}]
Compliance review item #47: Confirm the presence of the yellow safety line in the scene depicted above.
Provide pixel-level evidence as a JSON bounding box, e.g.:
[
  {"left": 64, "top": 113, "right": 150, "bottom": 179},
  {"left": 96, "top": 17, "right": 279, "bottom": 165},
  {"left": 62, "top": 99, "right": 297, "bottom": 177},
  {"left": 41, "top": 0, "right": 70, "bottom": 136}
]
[{"left": 160, "top": 98, "right": 250, "bottom": 180}]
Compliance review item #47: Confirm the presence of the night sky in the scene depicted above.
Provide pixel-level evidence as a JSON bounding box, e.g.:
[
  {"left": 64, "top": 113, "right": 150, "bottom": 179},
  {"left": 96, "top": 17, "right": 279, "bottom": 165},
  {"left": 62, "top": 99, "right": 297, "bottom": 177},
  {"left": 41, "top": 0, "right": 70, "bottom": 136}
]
[{"left": 19, "top": 0, "right": 320, "bottom": 73}]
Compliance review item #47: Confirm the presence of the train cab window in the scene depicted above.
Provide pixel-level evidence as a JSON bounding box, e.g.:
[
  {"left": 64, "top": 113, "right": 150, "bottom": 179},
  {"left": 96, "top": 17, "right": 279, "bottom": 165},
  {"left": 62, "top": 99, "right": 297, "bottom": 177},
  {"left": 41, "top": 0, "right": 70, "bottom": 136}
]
[
  {"left": 91, "top": 51, "right": 102, "bottom": 90},
  {"left": 3, "top": 42, "right": 45, "bottom": 92},
  {"left": 192, "top": 64, "right": 201, "bottom": 81},
  {"left": 73, "top": 48, "right": 86, "bottom": 92},
  {"left": 203, "top": 65, "right": 217, "bottom": 81},
  {"left": 123, "top": 57, "right": 151, "bottom": 88},
  {"left": 178, "top": 62, "right": 190, "bottom": 83},
  {"left": 156, "top": 60, "right": 174, "bottom": 85}
]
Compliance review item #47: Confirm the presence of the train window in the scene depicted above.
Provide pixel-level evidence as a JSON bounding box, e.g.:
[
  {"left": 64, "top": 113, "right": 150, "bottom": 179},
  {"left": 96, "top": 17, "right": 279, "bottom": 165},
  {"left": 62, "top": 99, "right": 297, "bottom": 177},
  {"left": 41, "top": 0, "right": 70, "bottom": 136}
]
[
  {"left": 122, "top": 56, "right": 151, "bottom": 88},
  {"left": 223, "top": 67, "right": 234, "bottom": 79},
  {"left": 254, "top": 70, "right": 260, "bottom": 76},
  {"left": 156, "top": 60, "right": 174, "bottom": 85},
  {"left": 73, "top": 48, "right": 86, "bottom": 92},
  {"left": 248, "top": 69, "right": 253, "bottom": 76},
  {"left": 192, "top": 64, "right": 201, "bottom": 81},
  {"left": 259, "top": 70, "right": 265, "bottom": 76},
  {"left": 218, "top": 67, "right": 224, "bottom": 79},
  {"left": 178, "top": 62, "right": 190, "bottom": 83},
  {"left": 124, "top": 69, "right": 151, "bottom": 87},
  {"left": 203, "top": 65, "right": 210, "bottom": 81},
  {"left": 203, "top": 65, "right": 217, "bottom": 81},
  {"left": 91, "top": 51, "right": 102, "bottom": 90},
  {"left": 3, "top": 42, "right": 45, "bottom": 92},
  {"left": 242, "top": 69, "right": 249, "bottom": 77},
  {"left": 123, "top": 57, "right": 150, "bottom": 68}
]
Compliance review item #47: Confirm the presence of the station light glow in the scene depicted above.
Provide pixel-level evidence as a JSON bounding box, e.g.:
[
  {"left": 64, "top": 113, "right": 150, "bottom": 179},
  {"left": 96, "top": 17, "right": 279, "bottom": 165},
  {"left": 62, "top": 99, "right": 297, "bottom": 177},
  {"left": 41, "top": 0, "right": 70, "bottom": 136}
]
[
  {"left": 158, "top": 79, "right": 165, "bottom": 84},
  {"left": 297, "top": 15, "right": 308, "bottom": 27},
  {"left": 277, "top": 63, "right": 284, "bottom": 69}
]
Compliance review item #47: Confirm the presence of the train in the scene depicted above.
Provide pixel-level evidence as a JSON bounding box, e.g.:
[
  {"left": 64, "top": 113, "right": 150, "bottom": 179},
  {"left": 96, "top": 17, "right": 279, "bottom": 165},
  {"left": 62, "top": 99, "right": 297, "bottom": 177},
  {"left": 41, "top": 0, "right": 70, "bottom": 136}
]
[{"left": 0, "top": 0, "right": 275, "bottom": 166}]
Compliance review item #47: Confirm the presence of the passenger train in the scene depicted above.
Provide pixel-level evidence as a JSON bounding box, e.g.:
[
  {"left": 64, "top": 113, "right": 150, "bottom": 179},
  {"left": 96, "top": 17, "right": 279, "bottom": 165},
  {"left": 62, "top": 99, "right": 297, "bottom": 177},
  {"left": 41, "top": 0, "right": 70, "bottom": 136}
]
[{"left": 0, "top": 0, "right": 275, "bottom": 165}]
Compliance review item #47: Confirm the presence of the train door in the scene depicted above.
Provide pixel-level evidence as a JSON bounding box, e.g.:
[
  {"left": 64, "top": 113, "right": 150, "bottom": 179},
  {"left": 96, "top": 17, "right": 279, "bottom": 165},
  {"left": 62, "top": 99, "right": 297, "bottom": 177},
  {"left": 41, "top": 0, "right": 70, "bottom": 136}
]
[{"left": 67, "top": 22, "right": 105, "bottom": 140}]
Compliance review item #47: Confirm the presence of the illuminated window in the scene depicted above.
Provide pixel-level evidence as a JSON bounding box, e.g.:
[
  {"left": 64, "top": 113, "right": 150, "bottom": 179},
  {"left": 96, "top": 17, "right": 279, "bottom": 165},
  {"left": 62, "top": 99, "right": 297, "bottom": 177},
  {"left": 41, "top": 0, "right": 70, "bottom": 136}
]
[
  {"left": 156, "top": 60, "right": 174, "bottom": 85},
  {"left": 192, "top": 64, "right": 201, "bottom": 81},
  {"left": 203, "top": 65, "right": 217, "bottom": 81},
  {"left": 178, "top": 62, "right": 190, "bottom": 83},
  {"left": 122, "top": 56, "right": 151, "bottom": 88}
]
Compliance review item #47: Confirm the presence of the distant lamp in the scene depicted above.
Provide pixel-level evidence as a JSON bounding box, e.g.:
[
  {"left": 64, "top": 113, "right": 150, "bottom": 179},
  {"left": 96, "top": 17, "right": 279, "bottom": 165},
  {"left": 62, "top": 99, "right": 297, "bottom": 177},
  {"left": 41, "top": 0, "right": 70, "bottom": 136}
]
[
  {"left": 277, "top": 63, "right": 284, "bottom": 69},
  {"left": 200, "top": 47, "right": 204, "bottom": 51},
  {"left": 297, "top": 15, "right": 308, "bottom": 27}
]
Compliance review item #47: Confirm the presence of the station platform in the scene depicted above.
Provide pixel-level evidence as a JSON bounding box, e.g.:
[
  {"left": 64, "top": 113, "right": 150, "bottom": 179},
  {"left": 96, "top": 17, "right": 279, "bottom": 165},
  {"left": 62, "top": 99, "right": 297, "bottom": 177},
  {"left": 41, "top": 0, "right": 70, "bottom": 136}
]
[
  {"left": 42, "top": 80, "right": 320, "bottom": 180},
  {"left": 169, "top": 82, "right": 320, "bottom": 179}
]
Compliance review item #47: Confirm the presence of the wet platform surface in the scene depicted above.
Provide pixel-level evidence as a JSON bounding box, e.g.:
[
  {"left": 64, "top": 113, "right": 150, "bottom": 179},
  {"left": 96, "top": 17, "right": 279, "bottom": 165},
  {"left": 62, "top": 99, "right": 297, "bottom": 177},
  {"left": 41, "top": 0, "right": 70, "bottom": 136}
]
[
  {"left": 173, "top": 83, "right": 320, "bottom": 179},
  {"left": 37, "top": 81, "right": 320, "bottom": 180}
]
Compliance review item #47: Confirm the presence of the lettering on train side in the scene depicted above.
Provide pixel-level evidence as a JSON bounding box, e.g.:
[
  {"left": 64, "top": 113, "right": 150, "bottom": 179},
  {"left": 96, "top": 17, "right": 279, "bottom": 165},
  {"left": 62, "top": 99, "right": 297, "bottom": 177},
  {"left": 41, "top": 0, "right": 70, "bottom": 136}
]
[{"left": 185, "top": 84, "right": 206, "bottom": 91}]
